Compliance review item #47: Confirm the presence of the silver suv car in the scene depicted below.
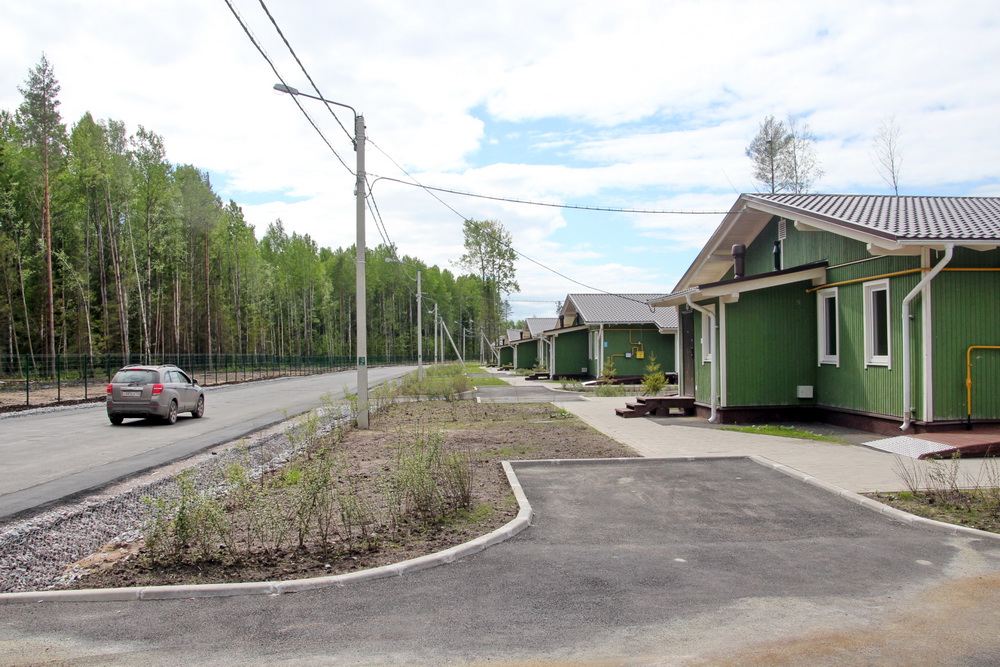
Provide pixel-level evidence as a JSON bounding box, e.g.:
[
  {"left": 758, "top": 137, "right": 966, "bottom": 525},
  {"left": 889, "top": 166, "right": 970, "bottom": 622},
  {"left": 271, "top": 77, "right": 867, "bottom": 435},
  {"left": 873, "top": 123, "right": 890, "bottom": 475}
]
[{"left": 106, "top": 364, "right": 205, "bottom": 425}]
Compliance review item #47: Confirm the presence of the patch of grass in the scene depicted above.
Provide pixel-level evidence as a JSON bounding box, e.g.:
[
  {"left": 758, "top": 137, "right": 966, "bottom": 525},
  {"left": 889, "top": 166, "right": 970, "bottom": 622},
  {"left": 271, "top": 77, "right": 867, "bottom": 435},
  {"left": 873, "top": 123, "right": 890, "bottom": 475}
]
[
  {"left": 720, "top": 424, "right": 847, "bottom": 443},
  {"left": 471, "top": 377, "right": 510, "bottom": 387}
]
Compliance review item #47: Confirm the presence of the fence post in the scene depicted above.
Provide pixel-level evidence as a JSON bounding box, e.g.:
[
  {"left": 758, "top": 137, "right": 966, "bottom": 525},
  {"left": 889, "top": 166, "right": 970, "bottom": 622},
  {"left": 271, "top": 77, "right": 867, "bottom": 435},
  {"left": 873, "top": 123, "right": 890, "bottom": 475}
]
[
  {"left": 56, "top": 354, "right": 62, "bottom": 403},
  {"left": 25, "top": 360, "right": 30, "bottom": 407}
]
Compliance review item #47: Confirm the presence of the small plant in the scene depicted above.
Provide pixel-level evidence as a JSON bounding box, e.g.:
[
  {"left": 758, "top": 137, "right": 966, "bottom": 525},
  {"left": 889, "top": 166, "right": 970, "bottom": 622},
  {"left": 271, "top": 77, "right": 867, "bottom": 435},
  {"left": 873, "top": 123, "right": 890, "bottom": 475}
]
[
  {"left": 641, "top": 353, "right": 667, "bottom": 396},
  {"left": 141, "top": 470, "right": 225, "bottom": 565},
  {"left": 600, "top": 356, "right": 617, "bottom": 384}
]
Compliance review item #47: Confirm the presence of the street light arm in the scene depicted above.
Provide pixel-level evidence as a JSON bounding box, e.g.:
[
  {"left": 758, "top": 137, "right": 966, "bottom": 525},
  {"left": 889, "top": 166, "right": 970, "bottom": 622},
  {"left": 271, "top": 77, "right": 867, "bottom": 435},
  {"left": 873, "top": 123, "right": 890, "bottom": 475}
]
[{"left": 273, "top": 83, "right": 358, "bottom": 120}]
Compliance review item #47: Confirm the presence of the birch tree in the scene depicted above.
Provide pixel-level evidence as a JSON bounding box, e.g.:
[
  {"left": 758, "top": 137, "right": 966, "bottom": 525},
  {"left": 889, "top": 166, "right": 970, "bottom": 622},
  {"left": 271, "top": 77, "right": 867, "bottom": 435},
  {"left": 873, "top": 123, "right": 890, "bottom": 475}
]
[{"left": 872, "top": 115, "right": 902, "bottom": 195}]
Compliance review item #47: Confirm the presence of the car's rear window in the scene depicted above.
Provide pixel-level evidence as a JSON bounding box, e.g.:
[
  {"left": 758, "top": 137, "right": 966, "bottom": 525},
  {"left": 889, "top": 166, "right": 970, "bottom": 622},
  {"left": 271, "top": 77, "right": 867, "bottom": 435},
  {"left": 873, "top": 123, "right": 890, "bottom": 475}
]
[{"left": 112, "top": 369, "right": 157, "bottom": 384}]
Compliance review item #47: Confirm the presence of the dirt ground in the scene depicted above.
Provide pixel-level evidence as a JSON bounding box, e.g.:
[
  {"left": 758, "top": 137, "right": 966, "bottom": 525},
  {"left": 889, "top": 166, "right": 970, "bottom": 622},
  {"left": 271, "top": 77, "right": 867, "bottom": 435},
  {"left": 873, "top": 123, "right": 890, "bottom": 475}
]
[{"left": 60, "top": 399, "right": 638, "bottom": 590}]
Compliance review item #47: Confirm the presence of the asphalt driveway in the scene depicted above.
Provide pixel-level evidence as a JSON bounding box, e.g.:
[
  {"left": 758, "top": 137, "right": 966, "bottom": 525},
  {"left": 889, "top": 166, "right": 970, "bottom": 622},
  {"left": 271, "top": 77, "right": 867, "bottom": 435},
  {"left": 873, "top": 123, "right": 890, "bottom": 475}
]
[{"left": 3, "top": 458, "right": 1000, "bottom": 664}]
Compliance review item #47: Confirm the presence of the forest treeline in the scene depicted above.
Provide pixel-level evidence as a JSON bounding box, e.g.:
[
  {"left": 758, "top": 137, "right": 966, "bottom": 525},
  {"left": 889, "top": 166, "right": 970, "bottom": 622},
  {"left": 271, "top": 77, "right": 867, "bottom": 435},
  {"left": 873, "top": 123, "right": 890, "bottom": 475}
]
[{"left": 1, "top": 56, "right": 508, "bottom": 367}]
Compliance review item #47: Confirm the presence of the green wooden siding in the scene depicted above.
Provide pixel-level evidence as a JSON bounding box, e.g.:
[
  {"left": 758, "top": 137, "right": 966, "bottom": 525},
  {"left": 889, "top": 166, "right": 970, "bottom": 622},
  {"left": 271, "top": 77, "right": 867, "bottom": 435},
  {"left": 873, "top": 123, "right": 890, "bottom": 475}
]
[
  {"left": 511, "top": 342, "right": 536, "bottom": 369},
  {"left": 722, "top": 282, "right": 816, "bottom": 406},
  {"left": 498, "top": 346, "right": 514, "bottom": 366},
  {"left": 600, "top": 327, "right": 675, "bottom": 377},
  {"left": 744, "top": 217, "right": 871, "bottom": 276},
  {"left": 930, "top": 248, "right": 1000, "bottom": 420},
  {"left": 692, "top": 301, "right": 716, "bottom": 405},
  {"left": 812, "top": 263, "right": 922, "bottom": 419},
  {"left": 551, "top": 329, "right": 589, "bottom": 377}
]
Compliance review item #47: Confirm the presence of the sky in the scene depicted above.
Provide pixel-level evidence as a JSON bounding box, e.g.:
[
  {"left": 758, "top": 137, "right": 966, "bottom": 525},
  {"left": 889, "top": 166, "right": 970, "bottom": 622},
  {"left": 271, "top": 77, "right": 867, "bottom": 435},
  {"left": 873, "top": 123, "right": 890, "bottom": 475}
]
[{"left": 3, "top": 1, "right": 999, "bottom": 322}]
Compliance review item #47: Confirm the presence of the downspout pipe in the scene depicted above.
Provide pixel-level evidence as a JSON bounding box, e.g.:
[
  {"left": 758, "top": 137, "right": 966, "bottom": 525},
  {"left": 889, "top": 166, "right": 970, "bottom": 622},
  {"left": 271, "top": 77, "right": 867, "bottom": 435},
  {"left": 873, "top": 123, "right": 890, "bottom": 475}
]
[
  {"left": 685, "top": 295, "right": 718, "bottom": 423},
  {"left": 901, "top": 244, "right": 954, "bottom": 431}
]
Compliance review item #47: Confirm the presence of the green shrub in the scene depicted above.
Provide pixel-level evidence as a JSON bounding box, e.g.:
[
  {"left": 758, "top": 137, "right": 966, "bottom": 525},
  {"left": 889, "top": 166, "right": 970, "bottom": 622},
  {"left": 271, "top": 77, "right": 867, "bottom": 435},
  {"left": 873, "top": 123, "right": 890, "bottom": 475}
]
[{"left": 641, "top": 353, "right": 667, "bottom": 396}]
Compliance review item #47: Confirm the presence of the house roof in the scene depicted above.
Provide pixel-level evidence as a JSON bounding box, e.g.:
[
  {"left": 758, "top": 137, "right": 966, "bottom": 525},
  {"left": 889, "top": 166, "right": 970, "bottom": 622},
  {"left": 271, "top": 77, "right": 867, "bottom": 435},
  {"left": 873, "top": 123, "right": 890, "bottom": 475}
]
[
  {"left": 671, "top": 193, "right": 1000, "bottom": 292},
  {"left": 505, "top": 328, "right": 523, "bottom": 344},
  {"left": 561, "top": 293, "right": 678, "bottom": 330},
  {"left": 525, "top": 318, "right": 559, "bottom": 338},
  {"left": 750, "top": 193, "right": 1000, "bottom": 241}
]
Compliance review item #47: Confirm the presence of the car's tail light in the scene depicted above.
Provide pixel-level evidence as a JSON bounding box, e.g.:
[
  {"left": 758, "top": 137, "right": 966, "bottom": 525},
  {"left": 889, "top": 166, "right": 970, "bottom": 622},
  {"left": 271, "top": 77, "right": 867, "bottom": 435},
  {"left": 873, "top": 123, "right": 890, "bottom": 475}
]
[
  {"left": 106, "top": 383, "right": 113, "bottom": 394},
  {"left": 152, "top": 384, "right": 164, "bottom": 395}
]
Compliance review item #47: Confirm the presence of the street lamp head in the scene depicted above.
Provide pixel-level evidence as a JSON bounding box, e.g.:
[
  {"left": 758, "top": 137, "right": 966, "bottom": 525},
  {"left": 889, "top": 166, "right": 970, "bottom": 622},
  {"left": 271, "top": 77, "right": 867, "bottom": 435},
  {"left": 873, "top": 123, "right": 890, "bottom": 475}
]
[{"left": 273, "top": 83, "right": 300, "bottom": 95}]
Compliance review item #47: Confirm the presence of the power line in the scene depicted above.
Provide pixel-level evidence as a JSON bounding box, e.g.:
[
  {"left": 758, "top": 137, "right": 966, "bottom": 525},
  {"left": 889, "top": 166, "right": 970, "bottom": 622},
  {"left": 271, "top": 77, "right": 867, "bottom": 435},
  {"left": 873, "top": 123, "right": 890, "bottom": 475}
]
[
  {"left": 369, "top": 173, "right": 729, "bottom": 215},
  {"left": 366, "top": 141, "right": 656, "bottom": 309},
  {"left": 222, "top": 0, "right": 354, "bottom": 175},
  {"left": 255, "top": 0, "right": 354, "bottom": 146}
]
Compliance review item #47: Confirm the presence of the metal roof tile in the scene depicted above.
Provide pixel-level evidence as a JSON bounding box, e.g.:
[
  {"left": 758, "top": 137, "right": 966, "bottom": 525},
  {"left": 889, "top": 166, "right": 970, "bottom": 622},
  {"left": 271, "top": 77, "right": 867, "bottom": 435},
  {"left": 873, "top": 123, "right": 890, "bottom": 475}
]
[{"left": 750, "top": 194, "right": 1000, "bottom": 240}]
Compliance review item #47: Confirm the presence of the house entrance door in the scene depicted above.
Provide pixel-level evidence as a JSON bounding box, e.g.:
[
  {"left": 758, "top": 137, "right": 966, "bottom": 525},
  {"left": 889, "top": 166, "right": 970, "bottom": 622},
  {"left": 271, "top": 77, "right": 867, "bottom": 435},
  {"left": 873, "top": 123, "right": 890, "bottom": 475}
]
[{"left": 681, "top": 309, "right": 695, "bottom": 397}]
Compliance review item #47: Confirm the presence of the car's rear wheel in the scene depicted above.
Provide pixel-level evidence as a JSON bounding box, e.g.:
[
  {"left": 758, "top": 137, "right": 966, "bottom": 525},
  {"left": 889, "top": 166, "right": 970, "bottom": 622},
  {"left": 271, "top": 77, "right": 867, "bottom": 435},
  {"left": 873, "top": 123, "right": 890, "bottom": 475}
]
[
  {"left": 109, "top": 416, "right": 123, "bottom": 425},
  {"left": 191, "top": 395, "right": 205, "bottom": 418},
  {"left": 164, "top": 400, "right": 178, "bottom": 425}
]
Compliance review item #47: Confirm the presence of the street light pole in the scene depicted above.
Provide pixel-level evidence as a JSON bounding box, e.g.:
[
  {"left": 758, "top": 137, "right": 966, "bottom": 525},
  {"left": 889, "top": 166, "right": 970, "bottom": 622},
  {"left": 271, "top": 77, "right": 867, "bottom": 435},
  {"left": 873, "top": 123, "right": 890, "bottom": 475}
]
[
  {"left": 274, "top": 83, "right": 368, "bottom": 427},
  {"left": 354, "top": 112, "right": 369, "bottom": 428}
]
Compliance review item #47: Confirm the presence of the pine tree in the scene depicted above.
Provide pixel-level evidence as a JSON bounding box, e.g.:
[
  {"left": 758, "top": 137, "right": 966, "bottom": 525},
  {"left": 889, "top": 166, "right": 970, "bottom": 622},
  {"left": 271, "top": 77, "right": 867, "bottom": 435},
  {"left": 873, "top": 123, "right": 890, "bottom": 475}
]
[{"left": 16, "top": 54, "right": 66, "bottom": 366}]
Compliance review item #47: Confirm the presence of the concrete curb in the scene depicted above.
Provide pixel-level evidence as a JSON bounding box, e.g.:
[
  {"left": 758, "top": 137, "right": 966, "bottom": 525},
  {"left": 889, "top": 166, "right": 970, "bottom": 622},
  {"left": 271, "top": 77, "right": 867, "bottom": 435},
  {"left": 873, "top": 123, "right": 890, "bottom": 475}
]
[
  {"left": 0, "top": 461, "right": 535, "bottom": 605},
  {"left": 750, "top": 454, "right": 1000, "bottom": 542},
  {"left": 5, "top": 454, "right": 997, "bottom": 605}
]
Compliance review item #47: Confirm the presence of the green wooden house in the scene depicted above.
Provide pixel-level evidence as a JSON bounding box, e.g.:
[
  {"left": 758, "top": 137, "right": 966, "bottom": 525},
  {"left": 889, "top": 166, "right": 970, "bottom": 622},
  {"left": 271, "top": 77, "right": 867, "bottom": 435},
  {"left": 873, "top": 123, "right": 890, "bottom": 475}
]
[
  {"left": 497, "top": 319, "right": 558, "bottom": 370},
  {"left": 650, "top": 194, "right": 1000, "bottom": 433},
  {"left": 496, "top": 328, "right": 521, "bottom": 368},
  {"left": 542, "top": 293, "right": 678, "bottom": 380}
]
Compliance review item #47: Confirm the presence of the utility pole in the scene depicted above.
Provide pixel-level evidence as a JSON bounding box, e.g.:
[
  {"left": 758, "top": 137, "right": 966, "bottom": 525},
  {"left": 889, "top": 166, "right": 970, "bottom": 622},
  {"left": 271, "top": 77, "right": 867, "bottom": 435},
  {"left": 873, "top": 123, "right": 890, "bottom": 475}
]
[
  {"left": 416, "top": 270, "right": 423, "bottom": 380},
  {"left": 354, "top": 113, "right": 369, "bottom": 428},
  {"left": 273, "top": 83, "right": 368, "bottom": 428},
  {"left": 433, "top": 303, "right": 439, "bottom": 365}
]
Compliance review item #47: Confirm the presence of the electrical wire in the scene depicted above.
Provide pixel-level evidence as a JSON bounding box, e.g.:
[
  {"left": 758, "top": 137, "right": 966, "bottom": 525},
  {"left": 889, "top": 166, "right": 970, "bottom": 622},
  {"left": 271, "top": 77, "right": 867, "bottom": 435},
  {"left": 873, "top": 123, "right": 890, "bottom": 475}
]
[
  {"left": 222, "top": 0, "right": 354, "bottom": 175},
  {"left": 366, "top": 141, "right": 657, "bottom": 308},
  {"left": 226, "top": 5, "right": 680, "bottom": 314},
  {"left": 369, "top": 172, "right": 728, "bottom": 215},
  {"left": 255, "top": 0, "right": 355, "bottom": 146}
]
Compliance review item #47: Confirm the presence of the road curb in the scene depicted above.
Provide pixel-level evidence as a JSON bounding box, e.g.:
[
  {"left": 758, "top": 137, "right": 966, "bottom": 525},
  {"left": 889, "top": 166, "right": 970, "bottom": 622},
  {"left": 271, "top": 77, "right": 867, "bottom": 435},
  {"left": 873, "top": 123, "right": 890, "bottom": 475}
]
[
  {"left": 750, "top": 454, "right": 1000, "bottom": 542},
  {"left": 0, "top": 460, "right": 534, "bottom": 605}
]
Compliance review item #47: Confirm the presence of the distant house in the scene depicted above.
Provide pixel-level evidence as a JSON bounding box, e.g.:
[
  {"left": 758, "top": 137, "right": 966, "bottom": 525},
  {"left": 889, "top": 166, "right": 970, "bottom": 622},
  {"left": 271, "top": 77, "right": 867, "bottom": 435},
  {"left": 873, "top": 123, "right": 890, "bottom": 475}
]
[
  {"left": 497, "top": 328, "right": 522, "bottom": 367},
  {"left": 650, "top": 193, "right": 1000, "bottom": 433},
  {"left": 497, "top": 318, "right": 558, "bottom": 370},
  {"left": 542, "top": 293, "right": 678, "bottom": 379}
]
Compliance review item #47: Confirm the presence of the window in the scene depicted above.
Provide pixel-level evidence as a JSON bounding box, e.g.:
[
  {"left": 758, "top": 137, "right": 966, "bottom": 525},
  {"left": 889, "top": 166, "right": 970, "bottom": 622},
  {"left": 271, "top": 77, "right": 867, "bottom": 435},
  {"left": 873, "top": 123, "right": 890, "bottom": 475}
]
[
  {"left": 817, "top": 287, "right": 839, "bottom": 365},
  {"left": 700, "top": 305, "right": 715, "bottom": 362},
  {"left": 864, "top": 279, "right": 891, "bottom": 367}
]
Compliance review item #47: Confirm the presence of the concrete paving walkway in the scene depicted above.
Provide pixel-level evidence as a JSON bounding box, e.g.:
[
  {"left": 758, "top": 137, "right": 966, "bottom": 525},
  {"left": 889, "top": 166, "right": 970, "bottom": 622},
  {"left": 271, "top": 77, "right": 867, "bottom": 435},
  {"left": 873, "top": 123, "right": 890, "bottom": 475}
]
[{"left": 492, "top": 371, "right": 997, "bottom": 493}]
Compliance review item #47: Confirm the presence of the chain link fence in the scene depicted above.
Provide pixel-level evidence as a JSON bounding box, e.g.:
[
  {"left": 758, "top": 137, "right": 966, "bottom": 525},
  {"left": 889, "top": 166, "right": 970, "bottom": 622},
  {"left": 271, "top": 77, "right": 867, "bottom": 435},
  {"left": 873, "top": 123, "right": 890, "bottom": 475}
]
[{"left": 0, "top": 353, "right": 421, "bottom": 410}]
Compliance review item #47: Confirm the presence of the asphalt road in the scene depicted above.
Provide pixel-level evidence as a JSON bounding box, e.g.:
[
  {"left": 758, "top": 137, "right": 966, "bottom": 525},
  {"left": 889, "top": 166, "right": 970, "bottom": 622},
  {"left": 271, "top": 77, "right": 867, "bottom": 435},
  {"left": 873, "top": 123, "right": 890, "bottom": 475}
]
[
  {"left": 0, "top": 366, "right": 413, "bottom": 521},
  {"left": 2, "top": 458, "right": 999, "bottom": 665}
]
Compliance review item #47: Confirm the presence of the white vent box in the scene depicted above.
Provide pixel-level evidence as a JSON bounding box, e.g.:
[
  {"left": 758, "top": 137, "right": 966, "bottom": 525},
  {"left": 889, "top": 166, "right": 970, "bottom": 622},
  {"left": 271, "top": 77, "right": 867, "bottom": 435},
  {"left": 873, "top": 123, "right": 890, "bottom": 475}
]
[{"left": 797, "top": 385, "right": 814, "bottom": 399}]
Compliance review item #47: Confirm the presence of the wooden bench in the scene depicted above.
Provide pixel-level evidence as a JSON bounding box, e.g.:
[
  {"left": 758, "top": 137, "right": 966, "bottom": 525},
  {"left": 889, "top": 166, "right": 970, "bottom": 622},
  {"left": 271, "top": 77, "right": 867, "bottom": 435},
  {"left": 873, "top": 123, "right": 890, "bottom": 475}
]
[{"left": 615, "top": 396, "right": 696, "bottom": 418}]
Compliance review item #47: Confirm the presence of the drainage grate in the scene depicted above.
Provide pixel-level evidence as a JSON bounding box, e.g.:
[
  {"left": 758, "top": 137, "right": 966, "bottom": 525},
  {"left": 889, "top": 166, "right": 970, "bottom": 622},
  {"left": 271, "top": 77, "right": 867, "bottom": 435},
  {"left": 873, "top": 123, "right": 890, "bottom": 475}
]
[{"left": 863, "top": 435, "right": 955, "bottom": 460}]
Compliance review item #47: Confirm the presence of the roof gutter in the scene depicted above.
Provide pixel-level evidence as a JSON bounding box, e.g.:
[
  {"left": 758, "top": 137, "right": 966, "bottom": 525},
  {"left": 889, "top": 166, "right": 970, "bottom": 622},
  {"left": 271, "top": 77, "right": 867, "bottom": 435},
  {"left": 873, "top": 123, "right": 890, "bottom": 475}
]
[
  {"left": 901, "top": 244, "right": 954, "bottom": 431},
  {"left": 685, "top": 295, "right": 718, "bottom": 423}
]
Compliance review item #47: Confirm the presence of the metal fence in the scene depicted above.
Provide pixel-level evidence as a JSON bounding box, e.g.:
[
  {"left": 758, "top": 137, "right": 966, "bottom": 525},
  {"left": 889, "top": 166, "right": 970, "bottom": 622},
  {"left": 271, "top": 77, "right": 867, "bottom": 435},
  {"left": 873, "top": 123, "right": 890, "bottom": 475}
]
[{"left": 0, "top": 353, "right": 423, "bottom": 409}]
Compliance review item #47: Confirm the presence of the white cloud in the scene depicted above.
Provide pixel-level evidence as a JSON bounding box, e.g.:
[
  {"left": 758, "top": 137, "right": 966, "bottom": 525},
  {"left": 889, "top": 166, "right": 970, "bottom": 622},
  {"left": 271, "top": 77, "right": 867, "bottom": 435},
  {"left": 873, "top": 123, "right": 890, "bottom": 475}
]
[{"left": 3, "top": 0, "right": 999, "bottom": 325}]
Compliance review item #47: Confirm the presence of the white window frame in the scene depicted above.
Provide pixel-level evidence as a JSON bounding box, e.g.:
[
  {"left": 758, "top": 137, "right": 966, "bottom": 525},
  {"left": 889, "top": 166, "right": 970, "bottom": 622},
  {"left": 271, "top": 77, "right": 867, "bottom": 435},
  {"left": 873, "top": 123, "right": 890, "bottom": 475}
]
[
  {"left": 701, "top": 305, "right": 715, "bottom": 363},
  {"left": 817, "top": 287, "right": 839, "bottom": 366},
  {"left": 864, "top": 279, "right": 891, "bottom": 368}
]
